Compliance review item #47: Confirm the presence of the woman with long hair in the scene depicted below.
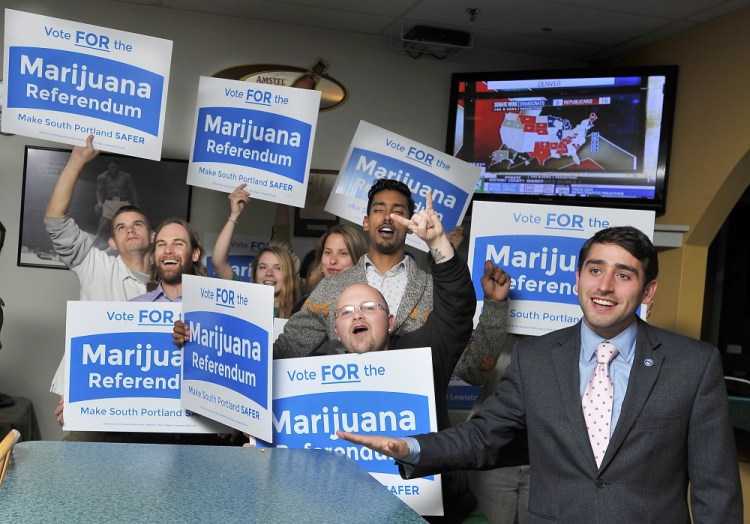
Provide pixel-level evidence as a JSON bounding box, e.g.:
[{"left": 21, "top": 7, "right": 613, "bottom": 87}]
[
  {"left": 307, "top": 224, "right": 368, "bottom": 290},
  {"left": 292, "top": 224, "right": 367, "bottom": 314},
  {"left": 212, "top": 184, "right": 300, "bottom": 318},
  {"left": 250, "top": 245, "right": 300, "bottom": 319}
]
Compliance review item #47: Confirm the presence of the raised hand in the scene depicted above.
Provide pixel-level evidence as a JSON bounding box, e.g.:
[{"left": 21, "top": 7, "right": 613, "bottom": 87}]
[
  {"left": 480, "top": 260, "right": 511, "bottom": 302},
  {"left": 336, "top": 430, "right": 411, "bottom": 460},
  {"left": 390, "top": 192, "right": 444, "bottom": 244},
  {"left": 228, "top": 183, "right": 251, "bottom": 221},
  {"left": 70, "top": 134, "right": 100, "bottom": 167}
]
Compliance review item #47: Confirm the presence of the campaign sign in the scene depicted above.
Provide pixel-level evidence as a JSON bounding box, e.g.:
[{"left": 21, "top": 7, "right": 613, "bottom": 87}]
[
  {"left": 446, "top": 374, "right": 481, "bottom": 411},
  {"left": 259, "top": 348, "right": 443, "bottom": 516},
  {"left": 468, "top": 202, "right": 655, "bottom": 335},
  {"left": 63, "top": 301, "right": 227, "bottom": 433},
  {"left": 181, "top": 274, "right": 274, "bottom": 441},
  {"left": 187, "top": 76, "right": 320, "bottom": 208},
  {"left": 2, "top": 9, "right": 172, "bottom": 160},
  {"left": 202, "top": 231, "right": 271, "bottom": 282},
  {"left": 324, "top": 121, "right": 481, "bottom": 252}
]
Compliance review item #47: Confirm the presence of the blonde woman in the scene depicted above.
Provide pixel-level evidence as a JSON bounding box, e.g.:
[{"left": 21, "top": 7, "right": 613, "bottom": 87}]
[{"left": 212, "top": 184, "right": 300, "bottom": 318}]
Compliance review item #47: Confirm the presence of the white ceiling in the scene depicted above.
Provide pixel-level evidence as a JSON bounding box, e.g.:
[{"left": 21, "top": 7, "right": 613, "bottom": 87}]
[{"left": 116, "top": 0, "right": 750, "bottom": 62}]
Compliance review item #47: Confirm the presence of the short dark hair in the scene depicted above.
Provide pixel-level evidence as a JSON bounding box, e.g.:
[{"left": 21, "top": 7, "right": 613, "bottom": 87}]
[
  {"left": 111, "top": 205, "right": 151, "bottom": 235},
  {"left": 366, "top": 179, "right": 415, "bottom": 217},
  {"left": 577, "top": 226, "right": 658, "bottom": 285}
]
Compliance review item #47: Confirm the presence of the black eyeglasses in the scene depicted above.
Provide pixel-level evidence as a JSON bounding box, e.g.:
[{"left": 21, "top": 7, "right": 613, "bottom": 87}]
[{"left": 335, "top": 301, "right": 387, "bottom": 319}]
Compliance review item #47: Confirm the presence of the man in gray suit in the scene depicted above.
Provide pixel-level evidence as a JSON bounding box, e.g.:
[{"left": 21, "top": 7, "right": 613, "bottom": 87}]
[{"left": 339, "top": 226, "right": 743, "bottom": 523}]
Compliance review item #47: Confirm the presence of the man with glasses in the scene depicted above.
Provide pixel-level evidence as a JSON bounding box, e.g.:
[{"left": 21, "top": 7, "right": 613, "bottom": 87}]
[
  {"left": 175, "top": 194, "right": 506, "bottom": 522},
  {"left": 274, "top": 178, "right": 509, "bottom": 387},
  {"left": 323, "top": 198, "right": 488, "bottom": 522}
]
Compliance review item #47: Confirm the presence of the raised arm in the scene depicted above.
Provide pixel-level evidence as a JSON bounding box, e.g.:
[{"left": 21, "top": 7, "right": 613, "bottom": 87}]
[
  {"left": 453, "top": 261, "right": 511, "bottom": 386},
  {"left": 45, "top": 135, "right": 99, "bottom": 218},
  {"left": 212, "top": 184, "right": 250, "bottom": 280},
  {"left": 391, "top": 192, "right": 454, "bottom": 263}
]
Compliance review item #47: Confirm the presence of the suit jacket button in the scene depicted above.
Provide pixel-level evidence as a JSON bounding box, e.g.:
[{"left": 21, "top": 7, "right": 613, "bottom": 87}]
[{"left": 595, "top": 479, "right": 606, "bottom": 488}]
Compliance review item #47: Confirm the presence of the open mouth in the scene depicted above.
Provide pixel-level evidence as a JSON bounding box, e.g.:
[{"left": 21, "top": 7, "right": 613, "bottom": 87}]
[
  {"left": 262, "top": 280, "right": 277, "bottom": 286},
  {"left": 377, "top": 225, "right": 395, "bottom": 238},
  {"left": 352, "top": 324, "right": 368, "bottom": 335},
  {"left": 160, "top": 258, "right": 179, "bottom": 267}
]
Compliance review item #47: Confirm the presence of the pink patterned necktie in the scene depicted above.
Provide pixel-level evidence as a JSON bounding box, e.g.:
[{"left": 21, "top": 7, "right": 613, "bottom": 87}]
[{"left": 582, "top": 341, "right": 619, "bottom": 468}]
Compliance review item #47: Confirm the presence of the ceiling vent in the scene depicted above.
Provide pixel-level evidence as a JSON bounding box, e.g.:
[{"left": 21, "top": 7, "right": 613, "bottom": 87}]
[{"left": 400, "top": 25, "right": 473, "bottom": 58}]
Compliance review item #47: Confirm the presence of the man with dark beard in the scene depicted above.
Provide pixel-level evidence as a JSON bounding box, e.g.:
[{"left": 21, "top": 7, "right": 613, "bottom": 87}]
[{"left": 130, "top": 218, "right": 207, "bottom": 302}]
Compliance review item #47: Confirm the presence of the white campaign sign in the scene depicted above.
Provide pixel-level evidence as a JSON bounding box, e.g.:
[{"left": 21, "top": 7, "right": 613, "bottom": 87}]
[
  {"left": 186, "top": 76, "right": 320, "bottom": 207},
  {"left": 63, "top": 301, "right": 227, "bottom": 433},
  {"left": 468, "top": 202, "right": 655, "bottom": 335},
  {"left": 181, "top": 274, "right": 274, "bottom": 441},
  {"left": 2, "top": 9, "right": 172, "bottom": 160},
  {"left": 324, "top": 121, "right": 481, "bottom": 252},
  {"left": 261, "top": 348, "right": 444, "bottom": 516}
]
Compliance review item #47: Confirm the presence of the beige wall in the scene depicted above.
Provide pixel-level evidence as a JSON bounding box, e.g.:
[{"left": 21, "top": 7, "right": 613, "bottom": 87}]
[
  {"left": 0, "top": 0, "right": 580, "bottom": 440},
  {"left": 611, "top": 10, "right": 750, "bottom": 338}
]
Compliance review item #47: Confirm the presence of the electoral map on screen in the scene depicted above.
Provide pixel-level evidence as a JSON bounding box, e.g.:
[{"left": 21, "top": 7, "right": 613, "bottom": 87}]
[{"left": 453, "top": 75, "right": 667, "bottom": 198}]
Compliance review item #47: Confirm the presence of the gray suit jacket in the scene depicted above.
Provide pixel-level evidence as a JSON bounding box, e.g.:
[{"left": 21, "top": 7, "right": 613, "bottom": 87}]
[{"left": 407, "top": 319, "right": 743, "bottom": 523}]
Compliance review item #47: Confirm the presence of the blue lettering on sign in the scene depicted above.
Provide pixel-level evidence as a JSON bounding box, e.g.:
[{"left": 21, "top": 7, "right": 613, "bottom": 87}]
[
  {"left": 184, "top": 311, "right": 269, "bottom": 406},
  {"left": 7, "top": 47, "right": 164, "bottom": 135},
  {"left": 69, "top": 332, "right": 181, "bottom": 403},
  {"left": 321, "top": 363, "right": 360, "bottom": 384},
  {"left": 74, "top": 31, "right": 110, "bottom": 51},
  {"left": 192, "top": 106, "right": 311, "bottom": 183},
  {"left": 269, "top": 391, "right": 432, "bottom": 475},
  {"left": 215, "top": 287, "right": 235, "bottom": 308},
  {"left": 545, "top": 212, "right": 584, "bottom": 231},
  {"left": 338, "top": 148, "right": 467, "bottom": 227},
  {"left": 473, "top": 234, "right": 584, "bottom": 306},
  {"left": 138, "top": 308, "right": 175, "bottom": 326}
]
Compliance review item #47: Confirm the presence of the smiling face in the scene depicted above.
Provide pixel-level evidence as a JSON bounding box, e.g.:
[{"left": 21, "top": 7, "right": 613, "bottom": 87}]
[
  {"left": 254, "top": 251, "right": 283, "bottom": 295},
  {"left": 333, "top": 284, "right": 394, "bottom": 354},
  {"left": 576, "top": 242, "right": 657, "bottom": 339},
  {"left": 321, "top": 233, "right": 355, "bottom": 277},
  {"left": 362, "top": 189, "right": 410, "bottom": 255},
  {"left": 153, "top": 223, "right": 199, "bottom": 285},
  {"left": 108, "top": 210, "right": 151, "bottom": 255}
]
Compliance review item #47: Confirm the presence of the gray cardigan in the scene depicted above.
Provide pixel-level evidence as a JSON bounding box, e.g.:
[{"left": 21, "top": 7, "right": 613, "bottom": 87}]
[{"left": 274, "top": 255, "right": 508, "bottom": 385}]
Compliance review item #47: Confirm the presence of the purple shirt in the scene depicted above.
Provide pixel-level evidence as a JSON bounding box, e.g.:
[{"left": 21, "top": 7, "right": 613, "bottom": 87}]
[{"left": 128, "top": 283, "right": 181, "bottom": 302}]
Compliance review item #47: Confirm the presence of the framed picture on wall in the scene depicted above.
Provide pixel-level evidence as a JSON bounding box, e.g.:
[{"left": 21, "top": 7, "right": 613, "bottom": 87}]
[
  {"left": 294, "top": 169, "right": 339, "bottom": 237},
  {"left": 18, "top": 145, "right": 191, "bottom": 269}
]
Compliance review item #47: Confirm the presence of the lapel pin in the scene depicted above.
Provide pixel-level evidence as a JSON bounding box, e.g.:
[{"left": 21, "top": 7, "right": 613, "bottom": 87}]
[{"left": 644, "top": 358, "right": 654, "bottom": 367}]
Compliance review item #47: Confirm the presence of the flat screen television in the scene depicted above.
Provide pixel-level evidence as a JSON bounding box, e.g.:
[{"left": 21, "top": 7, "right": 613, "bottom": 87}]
[{"left": 446, "top": 66, "right": 678, "bottom": 215}]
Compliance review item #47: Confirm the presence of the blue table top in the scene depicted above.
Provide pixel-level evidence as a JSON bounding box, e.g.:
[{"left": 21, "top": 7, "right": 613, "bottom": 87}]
[{"left": 1, "top": 441, "right": 426, "bottom": 523}]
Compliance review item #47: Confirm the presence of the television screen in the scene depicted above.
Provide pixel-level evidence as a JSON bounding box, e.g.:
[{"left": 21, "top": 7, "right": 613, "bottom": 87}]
[
  {"left": 18, "top": 146, "right": 191, "bottom": 269},
  {"left": 446, "top": 66, "right": 678, "bottom": 215}
]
